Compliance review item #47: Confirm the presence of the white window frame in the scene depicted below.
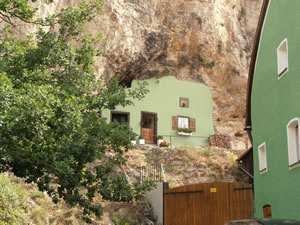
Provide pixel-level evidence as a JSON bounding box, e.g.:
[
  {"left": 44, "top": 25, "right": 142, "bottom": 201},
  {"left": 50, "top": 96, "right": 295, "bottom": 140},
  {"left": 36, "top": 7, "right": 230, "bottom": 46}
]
[
  {"left": 287, "top": 118, "right": 300, "bottom": 170},
  {"left": 178, "top": 116, "right": 189, "bottom": 129},
  {"left": 277, "top": 38, "right": 288, "bottom": 79},
  {"left": 258, "top": 142, "right": 267, "bottom": 174}
]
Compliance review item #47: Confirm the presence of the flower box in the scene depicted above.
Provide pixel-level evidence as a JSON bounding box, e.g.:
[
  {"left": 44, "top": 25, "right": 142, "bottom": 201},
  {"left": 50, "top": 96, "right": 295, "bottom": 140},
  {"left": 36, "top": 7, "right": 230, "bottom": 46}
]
[
  {"left": 178, "top": 132, "right": 192, "bottom": 136},
  {"left": 139, "top": 139, "right": 145, "bottom": 144},
  {"left": 159, "top": 141, "right": 170, "bottom": 147},
  {"left": 138, "top": 136, "right": 145, "bottom": 144},
  {"left": 157, "top": 139, "right": 164, "bottom": 145}
]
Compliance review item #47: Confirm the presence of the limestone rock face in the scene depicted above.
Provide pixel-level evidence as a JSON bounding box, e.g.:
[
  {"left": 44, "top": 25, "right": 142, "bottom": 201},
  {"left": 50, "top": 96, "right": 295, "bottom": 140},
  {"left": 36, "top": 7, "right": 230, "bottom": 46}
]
[{"left": 7, "top": 0, "right": 263, "bottom": 150}]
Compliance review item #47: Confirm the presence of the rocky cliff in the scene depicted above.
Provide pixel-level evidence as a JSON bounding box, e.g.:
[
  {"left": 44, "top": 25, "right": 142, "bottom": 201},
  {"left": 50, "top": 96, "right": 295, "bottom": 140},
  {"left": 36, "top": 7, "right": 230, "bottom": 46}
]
[{"left": 8, "top": 0, "right": 264, "bottom": 150}]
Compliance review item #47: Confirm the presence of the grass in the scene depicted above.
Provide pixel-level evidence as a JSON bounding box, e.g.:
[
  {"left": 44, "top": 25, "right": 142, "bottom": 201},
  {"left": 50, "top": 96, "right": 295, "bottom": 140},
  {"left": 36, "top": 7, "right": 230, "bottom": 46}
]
[
  {"left": 177, "top": 146, "right": 216, "bottom": 161},
  {"left": 199, "top": 148, "right": 215, "bottom": 157},
  {"left": 112, "top": 216, "right": 137, "bottom": 225},
  {"left": 0, "top": 174, "right": 27, "bottom": 225},
  {"left": 0, "top": 173, "right": 91, "bottom": 225},
  {"left": 0, "top": 173, "right": 154, "bottom": 225}
]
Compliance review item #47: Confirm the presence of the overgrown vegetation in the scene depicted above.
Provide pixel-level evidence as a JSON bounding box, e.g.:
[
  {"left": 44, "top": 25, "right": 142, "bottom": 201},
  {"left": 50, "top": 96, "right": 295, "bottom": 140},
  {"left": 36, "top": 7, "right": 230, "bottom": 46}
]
[
  {"left": 126, "top": 146, "right": 247, "bottom": 188},
  {"left": 198, "top": 55, "right": 215, "bottom": 68},
  {"left": 0, "top": 0, "right": 153, "bottom": 223},
  {"left": 0, "top": 174, "right": 27, "bottom": 225},
  {"left": 112, "top": 217, "right": 137, "bottom": 225}
]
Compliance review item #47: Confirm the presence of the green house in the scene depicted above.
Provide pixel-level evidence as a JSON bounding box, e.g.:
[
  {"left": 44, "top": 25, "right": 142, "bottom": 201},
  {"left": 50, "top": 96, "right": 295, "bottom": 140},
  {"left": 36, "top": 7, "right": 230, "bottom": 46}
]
[
  {"left": 103, "top": 76, "right": 214, "bottom": 147},
  {"left": 246, "top": 0, "right": 300, "bottom": 219}
]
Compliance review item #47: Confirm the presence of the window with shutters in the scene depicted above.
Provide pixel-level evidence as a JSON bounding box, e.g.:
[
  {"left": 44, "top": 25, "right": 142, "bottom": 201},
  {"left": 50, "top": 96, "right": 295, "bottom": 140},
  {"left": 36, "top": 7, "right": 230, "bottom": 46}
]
[
  {"left": 258, "top": 142, "right": 267, "bottom": 174},
  {"left": 172, "top": 116, "right": 196, "bottom": 132},
  {"left": 287, "top": 118, "right": 300, "bottom": 170}
]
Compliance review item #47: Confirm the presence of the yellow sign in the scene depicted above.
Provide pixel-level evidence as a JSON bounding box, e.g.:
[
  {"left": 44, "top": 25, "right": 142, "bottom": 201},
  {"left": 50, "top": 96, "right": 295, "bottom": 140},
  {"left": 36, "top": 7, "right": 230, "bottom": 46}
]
[{"left": 210, "top": 188, "right": 217, "bottom": 193}]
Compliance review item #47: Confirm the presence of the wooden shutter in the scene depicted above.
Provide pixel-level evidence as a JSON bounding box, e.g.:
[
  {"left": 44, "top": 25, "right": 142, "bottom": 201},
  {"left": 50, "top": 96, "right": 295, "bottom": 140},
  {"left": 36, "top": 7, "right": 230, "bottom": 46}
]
[
  {"left": 190, "top": 118, "right": 196, "bottom": 132},
  {"left": 172, "top": 116, "right": 178, "bottom": 130}
]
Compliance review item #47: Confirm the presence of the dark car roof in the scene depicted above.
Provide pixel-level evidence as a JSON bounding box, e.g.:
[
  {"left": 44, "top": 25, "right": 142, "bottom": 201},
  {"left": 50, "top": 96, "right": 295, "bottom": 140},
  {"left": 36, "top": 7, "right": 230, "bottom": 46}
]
[
  {"left": 226, "top": 219, "right": 300, "bottom": 225},
  {"left": 258, "top": 219, "right": 300, "bottom": 225}
]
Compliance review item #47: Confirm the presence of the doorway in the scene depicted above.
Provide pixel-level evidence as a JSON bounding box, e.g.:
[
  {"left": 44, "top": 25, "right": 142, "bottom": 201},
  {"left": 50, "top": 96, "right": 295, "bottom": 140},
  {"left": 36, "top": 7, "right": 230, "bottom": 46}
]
[{"left": 141, "top": 112, "right": 157, "bottom": 144}]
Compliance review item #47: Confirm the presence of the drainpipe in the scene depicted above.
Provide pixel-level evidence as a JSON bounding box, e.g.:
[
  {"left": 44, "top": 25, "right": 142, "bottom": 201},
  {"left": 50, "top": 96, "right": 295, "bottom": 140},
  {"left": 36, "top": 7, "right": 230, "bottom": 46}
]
[
  {"left": 244, "top": 126, "right": 255, "bottom": 217},
  {"left": 244, "top": 127, "right": 253, "bottom": 145}
]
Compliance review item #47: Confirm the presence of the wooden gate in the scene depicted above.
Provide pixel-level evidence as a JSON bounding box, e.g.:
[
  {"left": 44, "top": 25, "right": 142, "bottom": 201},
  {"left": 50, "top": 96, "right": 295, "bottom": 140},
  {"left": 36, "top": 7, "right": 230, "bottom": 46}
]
[{"left": 164, "top": 182, "right": 253, "bottom": 225}]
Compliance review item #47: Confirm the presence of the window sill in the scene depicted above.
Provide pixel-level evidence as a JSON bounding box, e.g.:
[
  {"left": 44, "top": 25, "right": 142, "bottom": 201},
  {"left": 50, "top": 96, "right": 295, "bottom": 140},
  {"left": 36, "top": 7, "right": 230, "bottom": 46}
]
[
  {"left": 278, "top": 67, "right": 288, "bottom": 80},
  {"left": 289, "top": 161, "right": 300, "bottom": 170},
  {"left": 259, "top": 168, "right": 267, "bottom": 175}
]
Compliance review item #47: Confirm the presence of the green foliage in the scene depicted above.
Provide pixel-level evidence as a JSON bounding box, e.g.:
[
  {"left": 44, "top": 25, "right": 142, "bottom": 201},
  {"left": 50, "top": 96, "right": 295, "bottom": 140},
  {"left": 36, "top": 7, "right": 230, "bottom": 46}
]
[
  {"left": 198, "top": 55, "right": 215, "bottom": 69},
  {"left": 157, "top": 135, "right": 163, "bottom": 139},
  {"left": 177, "top": 128, "right": 193, "bottom": 133},
  {"left": 0, "top": 174, "right": 27, "bottom": 225},
  {"left": 0, "top": 0, "right": 152, "bottom": 223},
  {"left": 112, "top": 216, "right": 137, "bottom": 225},
  {"left": 159, "top": 141, "right": 170, "bottom": 147},
  {"left": 138, "top": 135, "right": 144, "bottom": 139},
  {"left": 145, "top": 204, "right": 157, "bottom": 224}
]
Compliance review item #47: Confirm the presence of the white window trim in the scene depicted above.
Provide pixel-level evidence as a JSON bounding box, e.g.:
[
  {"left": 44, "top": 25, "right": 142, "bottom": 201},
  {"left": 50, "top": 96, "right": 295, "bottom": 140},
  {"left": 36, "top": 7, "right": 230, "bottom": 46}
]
[
  {"left": 287, "top": 118, "right": 300, "bottom": 170},
  {"left": 258, "top": 142, "right": 268, "bottom": 175},
  {"left": 178, "top": 116, "right": 189, "bottom": 129},
  {"left": 277, "top": 38, "right": 288, "bottom": 79}
]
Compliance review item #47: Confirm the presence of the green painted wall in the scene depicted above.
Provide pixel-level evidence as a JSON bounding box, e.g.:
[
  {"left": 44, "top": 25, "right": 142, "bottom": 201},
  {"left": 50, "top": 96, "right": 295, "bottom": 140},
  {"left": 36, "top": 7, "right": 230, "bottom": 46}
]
[
  {"left": 103, "top": 76, "right": 214, "bottom": 147},
  {"left": 251, "top": 0, "right": 300, "bottom": 219}
]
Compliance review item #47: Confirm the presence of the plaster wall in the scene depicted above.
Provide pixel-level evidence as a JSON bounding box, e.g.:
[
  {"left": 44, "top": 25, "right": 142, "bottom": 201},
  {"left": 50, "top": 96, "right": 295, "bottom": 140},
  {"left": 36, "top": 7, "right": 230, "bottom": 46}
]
[
  {"left": 251, "top": 0, "right": 300, "bottom": 219},
  {"left": 145, "top": 182, "right": 165, "bottom": 225},
  {"left": 103, "top": 76, "right": 214, "bottom": 147}
]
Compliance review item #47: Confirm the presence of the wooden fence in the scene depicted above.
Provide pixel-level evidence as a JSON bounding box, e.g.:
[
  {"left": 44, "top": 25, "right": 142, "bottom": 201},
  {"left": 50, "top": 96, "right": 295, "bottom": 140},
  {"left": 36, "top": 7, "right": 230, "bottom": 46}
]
[{"left": 164, "top": 182, "right": 253, "bottom": 225}]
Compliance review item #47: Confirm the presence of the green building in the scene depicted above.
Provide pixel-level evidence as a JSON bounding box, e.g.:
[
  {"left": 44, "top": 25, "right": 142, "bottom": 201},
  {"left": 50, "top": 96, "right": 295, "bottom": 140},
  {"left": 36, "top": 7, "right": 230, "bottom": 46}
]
[
  {"left": 246, "top": 0, "right": 300, "bottom": 219},
  {"left": 103, "top": 76, "right": 214, "bottom": 147}
]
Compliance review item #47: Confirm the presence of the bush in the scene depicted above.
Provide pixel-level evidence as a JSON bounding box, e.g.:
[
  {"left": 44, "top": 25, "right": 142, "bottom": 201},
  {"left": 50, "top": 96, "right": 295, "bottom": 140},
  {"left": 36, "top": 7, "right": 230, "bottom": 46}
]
[
  {"left": 157, "top": 135, "right": 163, "bottom": 139},
  {"left": 0, "top": 174, "right": 27, "bottom": 225},
  {"left": 139, "top": 135, "right": 144, "bottom": 139},
  {"left": 112, "top": 217, "right": 137, "bottom": 225}
]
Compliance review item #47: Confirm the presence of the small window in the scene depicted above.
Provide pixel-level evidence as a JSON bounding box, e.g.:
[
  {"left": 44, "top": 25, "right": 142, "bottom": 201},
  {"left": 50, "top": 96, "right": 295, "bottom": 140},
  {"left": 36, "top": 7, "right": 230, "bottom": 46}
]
[
  {"left": 111, "top": 112, "right": 129, "bottom": 125},
  {"left": 263, "top": 205, "right": 272, "bottom": 218},
  {"left": 179, "top": 98, "right": 189, "bottom": 108},
  {"left": 178, "top": 116, "right": 189, "bottom": 129},
  {"left": 287, "top": 118, "right": 300, "bottom": 169},
  {"left": 258, "top": 143, "right": 267, "bottom": 174},
  {"left": 277, "top": 39, "right": 288, "bottom": 78}
]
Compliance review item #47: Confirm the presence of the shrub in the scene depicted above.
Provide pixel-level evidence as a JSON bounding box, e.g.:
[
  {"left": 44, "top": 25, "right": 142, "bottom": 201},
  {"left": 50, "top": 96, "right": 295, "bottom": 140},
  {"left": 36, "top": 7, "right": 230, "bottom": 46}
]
[
  {"left": 112, "top": 217, "right": 137, "bottom": 225},
  {"left": 139, "top": 135, "right": 144, "bottom": 139},
  {"left": 157, "top": 135, "right": 163, "bottom": 139}
]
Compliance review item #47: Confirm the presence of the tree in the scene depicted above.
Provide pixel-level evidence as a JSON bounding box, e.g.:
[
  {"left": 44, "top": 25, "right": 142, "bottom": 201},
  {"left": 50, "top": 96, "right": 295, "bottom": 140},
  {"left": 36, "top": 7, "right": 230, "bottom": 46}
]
[{"left": 0, "top": 0, "right": 151, "bottom": 223}]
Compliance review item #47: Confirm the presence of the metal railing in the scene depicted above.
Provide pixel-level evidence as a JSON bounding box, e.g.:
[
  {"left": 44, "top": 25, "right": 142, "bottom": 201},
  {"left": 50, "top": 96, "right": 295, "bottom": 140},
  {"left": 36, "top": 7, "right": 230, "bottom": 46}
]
[
  {"left": 139, "top": 134, "right": 209, "bottom": 146},
  {"left": 140, "top": 163, "right": 166, "bottom": 183}
]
